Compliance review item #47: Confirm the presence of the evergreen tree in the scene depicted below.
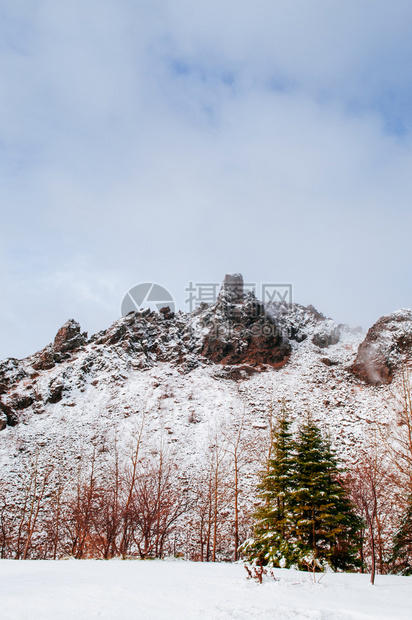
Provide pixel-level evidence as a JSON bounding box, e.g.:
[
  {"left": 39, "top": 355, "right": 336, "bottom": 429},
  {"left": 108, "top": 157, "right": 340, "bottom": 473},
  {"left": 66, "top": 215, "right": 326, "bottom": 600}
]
[
  {"left": 242, "top": 407, "right": 298, "bottom": 567},
  {"left": 243, "top": 413, "right": 363, "bottom": 572},
  {"left": 290, "top": 417, "right": 363, "bottom": 571},
  {"left": 391, "top": 497, "right": 412, "bottom": 575}
]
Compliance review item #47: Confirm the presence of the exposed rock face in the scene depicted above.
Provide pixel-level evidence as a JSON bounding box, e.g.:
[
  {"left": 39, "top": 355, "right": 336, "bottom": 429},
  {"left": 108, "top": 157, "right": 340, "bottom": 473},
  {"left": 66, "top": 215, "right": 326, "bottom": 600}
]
[
  {"left": 352, "top": 309, "right": 412, "bottom": 385},
  {"left": 159, "top": 306, "right": 174, "bottom": 320},
  {"left": 0, "top": 274, "right": 295, "bottom": 429},
  {"left": 91, "top": 308, "right": 200, "bottom": 370},
  {"left": 32, "top": 346, "right": 55, "bottom": 371},
  {"left": 46, "top": 378, "right": 65, "bottom": 404},
  {"left": 200, "top": 278, "right": 291, "bottom": 367},
  {"left": 0, "top": 401, "right": 18, "bottom": 426},
  {"left": 11, "top": 394, "right": 34, "bottom": 410},
  {"left": 219, "top": 273, "right": 244, "bottom": 304},
  {"left": 0, "top": 358, "right": 28, "bottom": 427},
  {"left": 0, "top": 412, "right": 7, "bottom": 431},
  {"left": 3, "top": 274, "right": 411, "bottom": 435},
  {"left": 32, "top": 320, "right": 87, "bottom": 370},
  {"left": 54, "top": 320, "right": 87, "bottom": 355},
  {"left": 0, "top": 320, "right": 87, "bottom": 428},
  {"left": 89, "top": 274, "right": 291, "bottom": 372}
]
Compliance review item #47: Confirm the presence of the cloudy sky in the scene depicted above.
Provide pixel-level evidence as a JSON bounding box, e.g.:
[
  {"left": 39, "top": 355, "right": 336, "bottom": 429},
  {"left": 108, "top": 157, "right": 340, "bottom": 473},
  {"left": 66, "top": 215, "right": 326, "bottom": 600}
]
[{"left": 1, "top": 0, "right": 412, "bottom": 359}]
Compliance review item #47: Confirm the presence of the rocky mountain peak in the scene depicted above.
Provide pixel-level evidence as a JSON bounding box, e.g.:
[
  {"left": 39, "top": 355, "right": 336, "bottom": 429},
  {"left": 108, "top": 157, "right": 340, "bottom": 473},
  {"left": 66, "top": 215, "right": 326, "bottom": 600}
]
[
  {"left": 31, "top": 319, "right": 88, "bottom": 371},
  {"left": 54, "top": 319, "right": 88, "bottom": 355},
  {"left": 218, "top": 273, "right": 244, "bottom": 304},
  {"left": 199, "top": 276, "right": 291, "bottom": 371},
  {"left": 1, "top": 273, "right": 412, "bottom": 434}
]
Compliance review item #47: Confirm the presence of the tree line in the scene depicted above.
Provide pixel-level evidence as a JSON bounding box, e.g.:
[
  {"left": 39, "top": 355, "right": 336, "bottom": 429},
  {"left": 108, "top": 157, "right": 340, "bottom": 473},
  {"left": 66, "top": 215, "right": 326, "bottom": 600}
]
[
  {"left": 0, "top": 415, "right": 253, "bottom": 561},
  {"left": 1, "top": 373, "right": 412, "bottom": 574}
]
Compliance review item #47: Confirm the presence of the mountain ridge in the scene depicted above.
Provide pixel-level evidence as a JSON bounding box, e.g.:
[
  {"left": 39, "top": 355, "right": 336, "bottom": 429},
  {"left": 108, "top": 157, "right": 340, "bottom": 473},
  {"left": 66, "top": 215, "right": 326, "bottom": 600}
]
[
  {"left": 0, "top": 273, "right": 411, "bottom": 478},
  {"left": 1, "top": 274, "right": 411, "bottom": 435}
]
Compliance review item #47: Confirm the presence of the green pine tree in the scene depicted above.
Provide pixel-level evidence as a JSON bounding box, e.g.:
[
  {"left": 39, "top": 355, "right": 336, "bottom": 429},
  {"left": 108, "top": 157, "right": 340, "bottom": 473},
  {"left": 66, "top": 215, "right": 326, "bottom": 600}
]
[
  {"left": 243, "top": 412, "right": 363, "bottom": 572},
  {"left": 391, "top": 497, "right": 412, "bottom": 575},
  {"left": 242, "top": 406, "right": 298, "bottom": 567},
  {"left": 290, "top": 417, "right": 363, "bottom": 572}
]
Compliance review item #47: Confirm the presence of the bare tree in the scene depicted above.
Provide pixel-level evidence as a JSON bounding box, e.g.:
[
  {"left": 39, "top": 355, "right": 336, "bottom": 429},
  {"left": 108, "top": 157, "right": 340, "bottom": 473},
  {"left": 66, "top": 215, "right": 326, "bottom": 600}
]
[
  {"left": 118, "top": 415, "right": 145, "bottom": 558},
  {"left": 222, "top": 409, "right": 250, "bottom": 560},
  {"left": 130, "top": 446, "right": 189, "bottom": 559},
  {"left": 385, "top": 368, "right": 412, "bottom": 494},
  {"left": 63, "top": 449, "right": 99, "bottom": 559},
  {"left": 12, "top": 453, "right": 54, "bottom": 559},
  {"left": 347, "top": 442, "right": 392, "bottom": 584},
  {"left": 0, "top": 480, "right": 13, "bottom": 558},
  {"left": 41, "top": 460, "right": 69, "bottom": 560}
]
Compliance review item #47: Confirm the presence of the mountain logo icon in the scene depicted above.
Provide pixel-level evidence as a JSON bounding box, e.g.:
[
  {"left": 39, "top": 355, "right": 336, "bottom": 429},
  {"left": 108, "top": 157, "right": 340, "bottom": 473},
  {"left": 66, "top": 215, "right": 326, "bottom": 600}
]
[{"left": 121, "top": 283, "right": 175, "bottom": 317}]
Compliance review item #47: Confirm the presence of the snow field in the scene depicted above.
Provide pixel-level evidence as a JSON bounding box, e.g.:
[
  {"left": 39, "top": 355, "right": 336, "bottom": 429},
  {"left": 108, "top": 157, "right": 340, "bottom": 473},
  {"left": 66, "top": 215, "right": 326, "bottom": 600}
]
[{"left": 0, "top": 560, "right": 411, "bottom": 620}]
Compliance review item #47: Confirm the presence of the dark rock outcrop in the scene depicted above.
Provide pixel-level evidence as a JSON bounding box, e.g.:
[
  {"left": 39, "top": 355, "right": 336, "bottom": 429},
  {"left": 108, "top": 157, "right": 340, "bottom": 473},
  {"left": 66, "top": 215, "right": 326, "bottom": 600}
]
[
  {"left": 218, "top": 273, "right": 244, "bottom": 304},
  {"left": 46, "top": 379, "right": 65, "bottom": 404},
  {"left": 32, "top": 346, "right": 55, "bottom": 371},
  {"left": 352, "top": 309, "right": 412, "bottom": 385},
  {"left": 0, "top": 401, "right": 18, "bottom": 426},
  {"left": 320, "top": 358, "right": 339, "bottom": 367},
  {"left": 0, "top": 358, "right": 29, "bottom": 428},
  {"left": 0, "top": 321, "right": 88, "bottom": 429},
  {"left": 0, "top": 411, "right": 7, "bottom": 431},
  {"left": 32, "top": 320, "right": 87, "bottom": 370},
  {"left": 200, "top": 278, "right": 291, "bottom": 367},
  {"left": 11, "top": 394, "right": 34, "bottom": 410},
  {"left": 54, "top": 319, "right": 87, "bottom": 355}
]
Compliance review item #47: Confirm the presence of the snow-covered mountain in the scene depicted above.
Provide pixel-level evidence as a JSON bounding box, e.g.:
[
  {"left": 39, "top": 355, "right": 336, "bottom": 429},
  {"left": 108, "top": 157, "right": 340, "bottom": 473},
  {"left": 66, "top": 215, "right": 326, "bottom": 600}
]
[{"left": 1, "top": 273, "right": 411, "bottom": 481}]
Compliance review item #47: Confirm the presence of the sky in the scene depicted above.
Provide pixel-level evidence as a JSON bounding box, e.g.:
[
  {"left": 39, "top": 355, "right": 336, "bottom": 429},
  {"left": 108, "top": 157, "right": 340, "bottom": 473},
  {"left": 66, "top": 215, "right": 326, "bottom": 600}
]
[{"left": 2, "top": 0, "right": 412, "bottom": 359}]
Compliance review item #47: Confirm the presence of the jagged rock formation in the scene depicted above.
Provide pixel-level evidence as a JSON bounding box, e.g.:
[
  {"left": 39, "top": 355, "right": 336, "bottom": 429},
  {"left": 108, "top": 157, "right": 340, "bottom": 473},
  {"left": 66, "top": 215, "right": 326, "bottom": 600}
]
[
  {"left": 0, "top": 275, "right": 292, "bottom": 429},
  {"left": 352, "top": 309, "right": 412, "bottom": 385},
  {"left": 31, "top": 319, "right": 88, "bottom": 371},
  {"left": 200, "top": 273, "right": 291, "bottom": 368},
  {"left": 54, "top": 319, "right": 88, "bottom": 356},
  {"left": 219, "top": 273, "right": 244, "bottom": 304},
  {"left": 1, "top": 274, "right": 412, "bottom": 435}
]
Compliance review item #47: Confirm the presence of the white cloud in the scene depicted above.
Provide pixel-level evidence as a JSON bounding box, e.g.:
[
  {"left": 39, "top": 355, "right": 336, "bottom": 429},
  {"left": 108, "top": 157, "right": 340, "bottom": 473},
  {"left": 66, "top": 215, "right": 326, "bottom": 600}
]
[{"left": 1, "top": 1, "right": 412, "bottom": 357}]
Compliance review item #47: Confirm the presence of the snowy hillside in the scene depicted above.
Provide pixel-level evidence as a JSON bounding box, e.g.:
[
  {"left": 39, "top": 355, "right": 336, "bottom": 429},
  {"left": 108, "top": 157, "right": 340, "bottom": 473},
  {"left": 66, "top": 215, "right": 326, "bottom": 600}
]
[{"left": 0, "top": 274, "right": 404, "bottom": 475}]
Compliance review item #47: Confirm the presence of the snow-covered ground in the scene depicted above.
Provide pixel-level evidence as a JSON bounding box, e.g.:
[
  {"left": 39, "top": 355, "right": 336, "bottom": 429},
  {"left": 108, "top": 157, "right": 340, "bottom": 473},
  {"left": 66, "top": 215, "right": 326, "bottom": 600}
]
[{"left": 1, "top": 560, "right": 411, "bottom": 619}]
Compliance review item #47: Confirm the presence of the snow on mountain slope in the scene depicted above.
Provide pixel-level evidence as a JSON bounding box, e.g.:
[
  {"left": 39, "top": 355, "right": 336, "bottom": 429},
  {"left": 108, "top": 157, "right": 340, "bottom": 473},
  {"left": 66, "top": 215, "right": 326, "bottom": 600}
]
[{"left": 0, "top": 274, "right": 409, "bottom": 487}]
